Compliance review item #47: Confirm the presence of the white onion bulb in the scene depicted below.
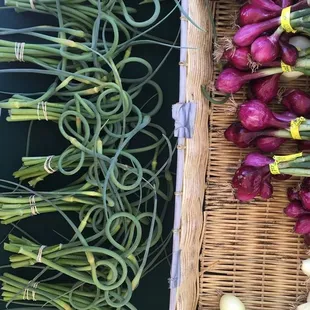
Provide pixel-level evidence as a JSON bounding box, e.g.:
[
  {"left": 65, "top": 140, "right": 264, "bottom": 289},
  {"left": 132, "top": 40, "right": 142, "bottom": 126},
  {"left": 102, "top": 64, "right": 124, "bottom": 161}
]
[
  {"left": 220, "top": 294, "right": 245, "bottom": 310},
  {"left": 297, "top": 302, "right": 310, "bottom": 310},
  {"left": 302, "top": 258, "right": 310, "bottom": 277},
  {"left": 289, "top": 36, "right": 310, "bottom": 50}
]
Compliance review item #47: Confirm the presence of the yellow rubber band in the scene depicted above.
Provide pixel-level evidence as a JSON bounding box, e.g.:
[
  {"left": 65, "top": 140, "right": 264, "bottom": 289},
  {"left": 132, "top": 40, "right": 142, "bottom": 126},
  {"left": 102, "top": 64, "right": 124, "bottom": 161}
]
[
  {"left": 269, "top": 152, "right": 303, "bottom": 175},
  {"left": 281, "top": 6, "right": 296, "bottom": 33},
  {"left": 281, "top": 61, "right": 293, "bottom": 72},
  {"left": 273, "top": 153, "right": 303, "bottom": 163},
  {"left": 290, "top": 117, "right": 306, "bottom": 140},
  {"left": 269, "top": 162, "right": 280, "bottom": 175}
]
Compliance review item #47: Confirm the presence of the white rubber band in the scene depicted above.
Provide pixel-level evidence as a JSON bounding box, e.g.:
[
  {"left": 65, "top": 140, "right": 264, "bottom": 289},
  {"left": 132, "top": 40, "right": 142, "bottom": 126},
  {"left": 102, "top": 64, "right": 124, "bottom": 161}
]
[
  {"left": 36, "top": 102, "right": 48, "bottom": 121},
  {"left": 32, "top": 282, "right": 39, "bottom": 301},
  {"left": 14, "top": 42, "right": 25, "bottom": 62},
  {"left": 23, "top": 281, "right": 39, "bottom": 301},
  {"left": 14, "top": 42, "right": 20, "bottom": 61},
  {"left": 20, "top": 42, "right": 25, "bottom": 61},
  {"left": 36, "top": 245, "right": 46, "bottom": 263},
  {"left": 42, "top": 102, "right": 48, "bottom": 121},
  {"left": 36, "top": 102, "right": 41, "bottom": 121},
  {"left": 44, "top": 156, "right": 56, "bottom": 174},
  {"left": 29, "top": 195, "right": 39, "bottom": 215},
  {"left": 23, "top": 282, "right": 31, "bottom": 300},
  {"left": 30, "top": 0, "right": 36, "bottom": 10},
  {"left": 33, "top": 282, "right": 39, "bottom": 289},
  {"left": 23, "top": 288, "right": 28, "bottom": 300}
]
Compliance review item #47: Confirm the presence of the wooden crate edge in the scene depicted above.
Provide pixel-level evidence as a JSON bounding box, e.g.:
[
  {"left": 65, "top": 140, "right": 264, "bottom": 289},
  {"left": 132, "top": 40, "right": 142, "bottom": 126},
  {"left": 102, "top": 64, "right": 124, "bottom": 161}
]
[{"left": 176, "top": 0, "right": 214, "bottom": 309}]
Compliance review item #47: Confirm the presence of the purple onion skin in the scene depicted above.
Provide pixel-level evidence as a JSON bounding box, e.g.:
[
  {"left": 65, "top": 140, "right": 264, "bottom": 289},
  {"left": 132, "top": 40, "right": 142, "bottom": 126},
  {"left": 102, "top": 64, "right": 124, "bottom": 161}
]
[
  {"left": 279, "top": 41, "right": 298, "bottom": 66},
  {"left": 250, "top": 0, "right": 282, "bottom": 12},
  {"left": 298, "top": 141, "right": 310, "bottom": 151},
  {"left": 223, "top": 47, "right": 250, "bottom": 71},
  {"left": 238, "top": 100, "right": 288, "bottom": 131},
  {"left": 234, "top": 17, "right": 280, "bottom": 47},
  {"left": 232, "top": 164, "right": 271, "bottom": 201},
  {"left": 249, "top": 74, "right": 280, "bottom": 104},
  {"left": 215, "top": 68, "right": 247, "bottom": 94},
  {"left": 304, "top": 234, "right": 310, "bottom": 246},
  {"left": 235, "top": 189, "right": 260, "bottom": 201},
  {"left": 287, "top": 187, "right": 300, "bottom": 202},
  {"left": 239, "top": 4, "right": 279, "bottom": 26},
  {"left": 224, "top": 123, "right": 258, "bottom": 148},
  {"left": 284, "top": 201, "right": 308, "bottom": 218},
  {"left": 300, "top": 189, "right": 310, "bottom": 210},
  {"left": 243, "top": 152, "right": 274, "bottom": 167},
  {"left": 255, "top": 136, "right": 286, "bottom": 152},
  {"left": 232, "top": 166, "right": 263, "bottom": 199},
  {"left": 299, "top": 178, "right": 310, "bottom": 210},
  {"left": 225, "top": 122, "right": 286, "bottom": 152},
  {"left": 251, "top": 35, "right": 280, "bottom": 64},
  {"left": 281, "top": 0, "right": 294, "bottom": 7},
  {"left": 282, "top": 89, "right": 310, "bottom": 117},
  {"left": 294, "top": 215, "right": 310, "bottom": 234},
  {"left": 273, "top": 111, "right": 297, "bottom": 122},
  {"left": 260, "top": 181, "right": 273, "bottom": 199},
  {"left": 279, "top": 32, "right": 293, "bottom": 43},
  {"left": 301, "top": 177, "right": 310, "bottom": 190}
]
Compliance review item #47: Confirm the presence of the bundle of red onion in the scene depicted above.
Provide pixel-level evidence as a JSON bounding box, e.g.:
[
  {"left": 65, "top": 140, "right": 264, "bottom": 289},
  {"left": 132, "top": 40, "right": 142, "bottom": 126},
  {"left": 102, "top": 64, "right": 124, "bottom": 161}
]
[
  {"left": 225, "top": 122, "right": 289, "bottom": 152},
  {"left": 232, "top": 152, "right": 283, "bottom": 201},
  {"left": 216, "top": 61, "right": 310, "bottom": 94},
  {"left": 225, "top": 99, "right": 310, "bottom": 151},
  {"left": 284, "top": 178, "right": 310, "bottom": 245},
  {"left": 232, "top": 151, "right": 310, "bottom": 201},
  {"left": 281, "top": 88, "right": 310, "bottom": 116},
  {"left": 215, "top": 0, "right": 310, "bottom": 94}
]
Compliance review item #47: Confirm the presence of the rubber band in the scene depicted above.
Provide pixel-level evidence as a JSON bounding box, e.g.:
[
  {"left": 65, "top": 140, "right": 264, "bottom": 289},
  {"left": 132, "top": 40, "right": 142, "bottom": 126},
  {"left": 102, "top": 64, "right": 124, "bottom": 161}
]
[
  {"left": 29, "top": 195, "right": 39, "bottom": 215},
  {"left": 281, "top": 61, "right": 293, "bottom": 72},
  {"left": 36, "top": 102, "right": 41, "bottom": 121},
  {"left": 23, "top": 281, "right": 39, "bottom": 301},
  {"left": 32, "top": 289, "right": 36, "bottom": 301},
  {"left": 281, "top": 6, "right": 296, "bottom": 33},
  {"left": 14, "top": 43, "right": 19, "bottom": 61},
  {"left": 32, "top": 282, "right": 39, "bottom": 301},
  {"left": 269, "top": 162, "right": 280, "bottom": 175},
  {"left": 269, "top": 152, "right": 303, "bottom": 174},
  {"left": 290, "top": 117, "right": 306, "bottom": 139},
  {"left": 23, "top": 287, "right": 29, "bottom": 300},
  {"left": 36, "top": 102, "right": 48, "bottom": 121},
  {"left": 273, "top": 153, "right": 303, "bottom": 163},
  {"left": 14, "top": 42, "right": 25, "bottom": 62},
  {"left": 44, "top": 156, "right": 56, "bottom": 174},
  {"left": 30, "top": 0, "right": 36, "bottom": 10},
  {"left": 36, "top": 245, "right": 46, "bottom": 263},
  {"left": 42, "top": 102, "right": 48, "bottom": 121}
]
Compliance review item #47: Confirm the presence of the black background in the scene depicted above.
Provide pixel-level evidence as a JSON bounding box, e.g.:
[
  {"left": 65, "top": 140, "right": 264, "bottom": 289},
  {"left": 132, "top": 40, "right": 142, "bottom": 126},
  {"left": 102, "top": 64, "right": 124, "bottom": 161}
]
[{"left": 0, "top": 1, "right": 179, "bottom": 309}]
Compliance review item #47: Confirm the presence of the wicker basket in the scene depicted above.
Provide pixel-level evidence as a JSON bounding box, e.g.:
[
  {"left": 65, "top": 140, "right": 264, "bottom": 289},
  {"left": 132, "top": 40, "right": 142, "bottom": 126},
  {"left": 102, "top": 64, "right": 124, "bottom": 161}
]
[{"left": 169, "top": 1, "right": 310, "bottom": 309}]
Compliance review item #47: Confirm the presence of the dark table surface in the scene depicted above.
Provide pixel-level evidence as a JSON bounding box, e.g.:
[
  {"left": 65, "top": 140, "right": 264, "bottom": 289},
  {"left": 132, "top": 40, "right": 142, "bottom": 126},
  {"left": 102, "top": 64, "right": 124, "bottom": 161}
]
[{"left": 0, "top": 2, "right": 179, "bottom": 309}]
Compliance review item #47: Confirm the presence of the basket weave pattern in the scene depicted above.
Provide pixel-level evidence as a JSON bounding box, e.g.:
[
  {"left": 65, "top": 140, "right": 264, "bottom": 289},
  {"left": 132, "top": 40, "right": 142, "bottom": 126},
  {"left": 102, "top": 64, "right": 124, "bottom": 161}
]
[{"left": 200, "top": 1, "right": 310, "bottom": 309}]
